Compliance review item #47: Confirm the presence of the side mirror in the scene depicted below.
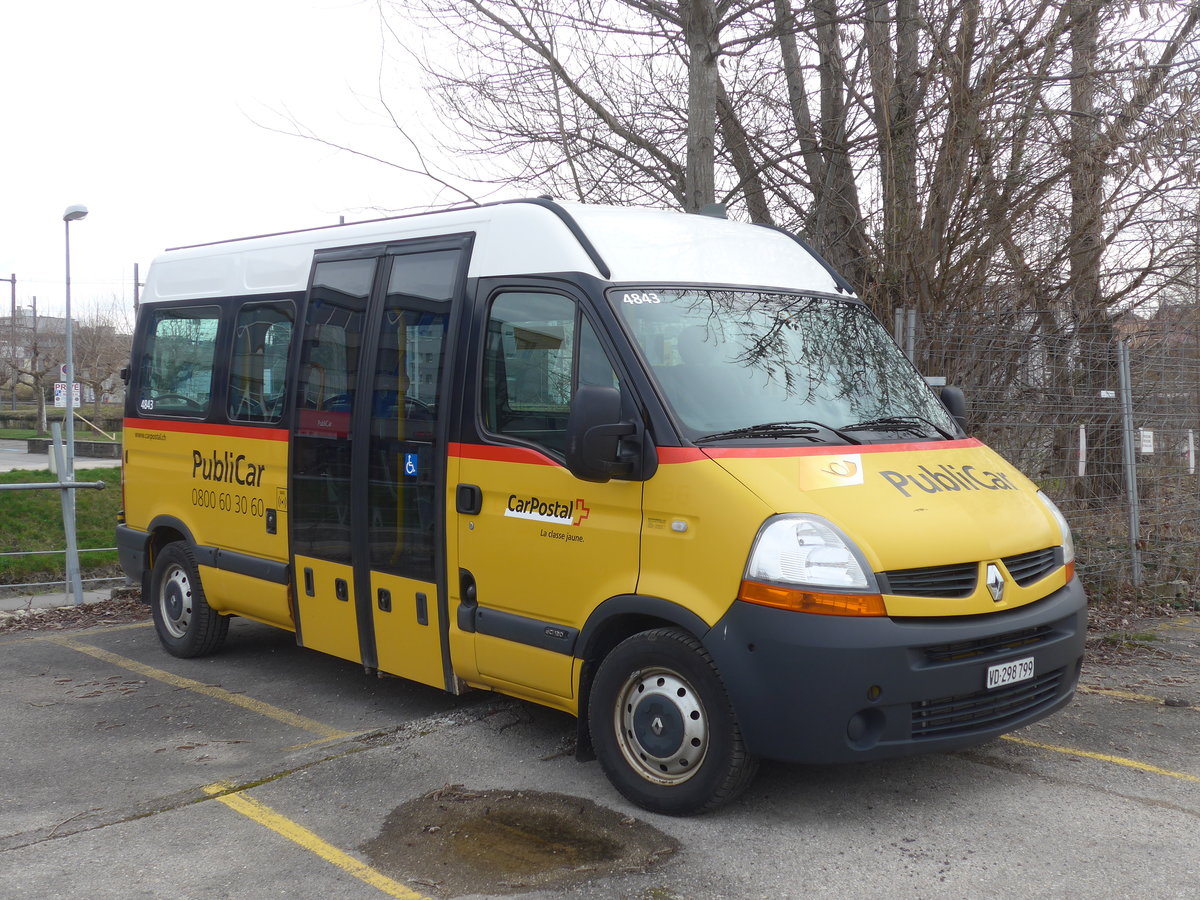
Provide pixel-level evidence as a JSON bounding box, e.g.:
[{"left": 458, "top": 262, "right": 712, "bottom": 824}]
[
  {"left": 566, "top": 385, "right": 635, "bottom": 482},
  {"left": 939, "top": 385, "right": 968, "bottom": 434}
]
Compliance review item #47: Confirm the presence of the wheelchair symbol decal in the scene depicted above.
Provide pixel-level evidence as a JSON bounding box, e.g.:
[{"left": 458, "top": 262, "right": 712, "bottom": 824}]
[{"left": 404, "top": 453, "right": 418, "bottom": 477}]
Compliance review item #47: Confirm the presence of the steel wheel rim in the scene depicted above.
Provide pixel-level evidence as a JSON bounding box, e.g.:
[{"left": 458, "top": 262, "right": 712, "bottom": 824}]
[
  {"left": 159, "top": 564, "right": 192, "bottom": 639},
  {"left": 613, "top": 665, "right": 708, "bottom": 785}
]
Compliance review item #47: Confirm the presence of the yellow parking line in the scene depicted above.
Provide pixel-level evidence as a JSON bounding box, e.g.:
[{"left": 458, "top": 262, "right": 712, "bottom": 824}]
[
  {"left": 204, "top": 784, "right": 430, "bottom": 900},
  {"left": 50, "top": 636, "right": 352, "bottom": 743},
  {"left": 1076, "top": 685, "right": 1165, "bottom": 705},
  {"left": 1002, "top": 735, "right": 1200, "bottom": 783}
]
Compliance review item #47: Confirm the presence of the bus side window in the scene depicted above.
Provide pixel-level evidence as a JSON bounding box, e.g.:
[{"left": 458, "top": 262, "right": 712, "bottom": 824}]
[
  {"left": 137, "top": 306, "right": 221, "bottom": 418},
  {"left": 227, "top": 301, "right": 294, "bottom": 424},
  {"left": 482, "top": 292, "right": 618, "bottom": 456}
]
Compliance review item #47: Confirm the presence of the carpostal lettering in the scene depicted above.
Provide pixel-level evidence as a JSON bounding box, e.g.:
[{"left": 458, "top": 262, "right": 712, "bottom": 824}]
[
  {"left": 191, "top": 449, "right": 266, "bottom": 487},
  {"left": 505, "top": 494, "right": 589, "bottom": 526},
  {"left": 879, "top": 464, "right": 1018, "bottom": 498}
]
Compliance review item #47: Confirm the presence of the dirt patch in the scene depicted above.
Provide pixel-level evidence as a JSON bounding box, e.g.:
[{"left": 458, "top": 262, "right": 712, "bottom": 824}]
[
  {"left": 361, "top": 785, "right": 678, "bottom": 897},
  {"left": 0, "top": 589, "right": 149, "bottom": 635}
]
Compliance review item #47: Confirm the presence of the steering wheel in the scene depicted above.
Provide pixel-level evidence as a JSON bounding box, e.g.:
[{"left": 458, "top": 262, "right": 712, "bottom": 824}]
[
  {"left": 404, "top": 396, "right": 434, "bottom": 420},
  {"left": 154, "top": 393, "right": 203, "bottom": 411}
]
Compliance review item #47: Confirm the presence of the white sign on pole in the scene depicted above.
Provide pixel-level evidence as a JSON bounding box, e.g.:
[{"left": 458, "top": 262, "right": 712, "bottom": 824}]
[
  {"left": 1189, "top": 430, "right": 1196, "bottom": 475},
  {"left": 1077, "top": 425, "right": 1087, "bottom": 477},
  {"left": 1138, "top": 428, "right": 1155, "bottom": 455},
  {"left": 53, "top": 382, "right": 81, "bottom": 408}
]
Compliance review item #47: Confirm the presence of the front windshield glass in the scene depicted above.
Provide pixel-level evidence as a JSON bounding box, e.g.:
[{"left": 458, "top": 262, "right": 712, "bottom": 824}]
[{"left": 611, "top": 288, "right": 958, "bottom": 444}]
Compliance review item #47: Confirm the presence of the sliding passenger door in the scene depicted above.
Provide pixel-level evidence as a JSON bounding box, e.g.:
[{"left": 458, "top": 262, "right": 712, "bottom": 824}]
[
  {"left": 361, "top": 248, "right": 460, "bottom": 688},
  {"left": 291, "top": 257, "right": 373, "bottom": 665},
  {"left": 289, "top": 240, "right": 467, "bottom": 689}
]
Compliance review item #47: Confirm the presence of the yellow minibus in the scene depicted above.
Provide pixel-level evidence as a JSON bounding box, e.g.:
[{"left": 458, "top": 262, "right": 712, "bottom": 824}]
[{"left": 118, "top": 200, "right": 1086, "bottom": 814}]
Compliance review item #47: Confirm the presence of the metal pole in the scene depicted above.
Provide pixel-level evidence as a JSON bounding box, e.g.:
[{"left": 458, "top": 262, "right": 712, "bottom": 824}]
[
  {"left": 63, "top": 215, "right": 82, "bottom": 604},
  {"left": 133, "top": 262, "right": 141, "bottom": 314},
  {"left": 51, "top": 422, "right": 84, "bottom": 605},
  {"left": 64, "top": 219, "right": 76, "bottom": 479},
  {"left": 1117, "top": 339, "right": 1142, "bottom": 587}
]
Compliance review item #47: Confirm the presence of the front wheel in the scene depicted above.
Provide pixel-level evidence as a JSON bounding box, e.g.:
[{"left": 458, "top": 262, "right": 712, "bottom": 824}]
[
  {"left": 588, "top": 627, "right": 758, "bottom": 815},
  {"left": 150, "top": 542, "right": 229, "bottom": 658}
]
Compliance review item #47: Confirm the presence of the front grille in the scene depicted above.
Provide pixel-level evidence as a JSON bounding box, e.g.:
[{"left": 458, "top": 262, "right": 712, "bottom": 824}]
[
  {"left": 880, "top": 562, "right": 978, "bottom": 598},
  {"left": 911, "top": 668, "right": 1064, "bottom": 739},
  {"left": 923, "top": 624, "right": 1055, "bottom": 664},
  {"left": 1003, "top": 547, "right": 1062, "bottom": 586}
]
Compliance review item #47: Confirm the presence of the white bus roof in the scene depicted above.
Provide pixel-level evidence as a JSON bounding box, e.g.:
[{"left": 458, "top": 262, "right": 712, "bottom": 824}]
[{"left": 140, "top": 201, "right": 849, "bottom": 303}]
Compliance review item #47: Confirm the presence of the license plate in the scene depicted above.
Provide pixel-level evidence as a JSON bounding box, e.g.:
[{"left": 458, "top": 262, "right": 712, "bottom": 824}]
[{"left": 986, "top": 656, "right": 1035, "bottom": 689}]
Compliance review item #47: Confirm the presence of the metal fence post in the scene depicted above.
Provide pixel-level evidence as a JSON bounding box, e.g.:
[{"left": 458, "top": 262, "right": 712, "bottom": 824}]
[
  {"left": 1117, "top": 339, "right": 1143, "bottom": 588},
  {"left": 51, "top": 422, "right": 85, "bottom": 604}
]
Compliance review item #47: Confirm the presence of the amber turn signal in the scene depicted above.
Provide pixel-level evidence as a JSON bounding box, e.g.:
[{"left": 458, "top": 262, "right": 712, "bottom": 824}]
[{"left": 738, "top": 580, "right": 887, "bottom": 617}]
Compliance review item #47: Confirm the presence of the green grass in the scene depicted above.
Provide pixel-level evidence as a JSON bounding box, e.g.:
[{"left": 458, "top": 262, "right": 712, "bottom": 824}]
[
  {"left": 0, "top": 467, "right": 122, "bottom": 587},
  {"left": 0, "top": 428, "right": 40, "bottom": 440}
]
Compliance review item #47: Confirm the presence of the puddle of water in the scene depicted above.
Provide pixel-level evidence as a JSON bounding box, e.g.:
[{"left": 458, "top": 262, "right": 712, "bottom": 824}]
[
  {"left": 362, "top": 786, "right": 678, "bottom": 896},
  {"left": 450, "top": 807, "right": 622, "bottom": 874}
]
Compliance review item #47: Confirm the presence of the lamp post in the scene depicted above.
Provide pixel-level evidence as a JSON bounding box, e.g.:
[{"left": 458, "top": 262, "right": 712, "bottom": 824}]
[{"left": 63, "top": 204, "right": 88, "bottom": 605}]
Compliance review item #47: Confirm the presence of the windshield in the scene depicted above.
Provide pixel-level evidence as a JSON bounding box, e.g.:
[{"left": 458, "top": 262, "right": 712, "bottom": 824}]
[{"left": 610, "top": 288, "right": 958, "bottom": 444}]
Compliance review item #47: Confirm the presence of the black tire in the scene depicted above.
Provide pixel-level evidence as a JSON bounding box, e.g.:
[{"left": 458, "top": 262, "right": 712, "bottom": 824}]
[
  {"left": 588, "top": 627, "right": 758, "bottom": 815},
  {"left": 150, "top": 542, "right": 229, "bottom": 658}
]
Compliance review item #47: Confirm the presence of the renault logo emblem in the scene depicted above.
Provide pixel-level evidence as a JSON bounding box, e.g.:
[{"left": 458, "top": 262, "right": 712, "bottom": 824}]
[
  {"left": 651, "top": 716, "right": 665, "bottom": 736},
  {"left": 986, "top": 564, "right": 1006, "bottom": 603}
]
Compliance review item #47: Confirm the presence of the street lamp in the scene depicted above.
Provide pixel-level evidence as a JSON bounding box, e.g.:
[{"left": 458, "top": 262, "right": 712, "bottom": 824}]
[{"left": 63, "top": 204, "right": 88, "bottom": 605}]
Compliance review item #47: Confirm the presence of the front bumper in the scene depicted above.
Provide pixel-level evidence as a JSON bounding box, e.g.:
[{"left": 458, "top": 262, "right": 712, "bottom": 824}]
[{"left": 704, "top": 578, "right": 1087, "bottom": 764}]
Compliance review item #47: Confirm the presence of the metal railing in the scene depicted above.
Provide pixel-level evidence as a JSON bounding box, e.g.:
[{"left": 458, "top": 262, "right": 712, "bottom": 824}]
[{"left": 0, "top": 422, "right": 107, "bottom": 603}]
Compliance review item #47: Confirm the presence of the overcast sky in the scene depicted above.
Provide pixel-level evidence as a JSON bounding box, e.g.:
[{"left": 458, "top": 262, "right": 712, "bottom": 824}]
[{"left": 1, "top": 0, "right": 466, "bottom": 321}]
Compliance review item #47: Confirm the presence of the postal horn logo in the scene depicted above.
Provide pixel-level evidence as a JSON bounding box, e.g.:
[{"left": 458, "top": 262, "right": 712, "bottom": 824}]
[
  {"left": 802, "top": 454, "right": 864, "bottom": 488},
  {"left": 822, "top": 459, "right": 859, "bottom": 479}
]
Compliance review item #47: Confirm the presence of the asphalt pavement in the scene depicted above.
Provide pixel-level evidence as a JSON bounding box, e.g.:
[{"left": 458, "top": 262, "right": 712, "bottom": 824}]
[{"left": 1, "top": 600, "right": 1197, "bottom": 898}]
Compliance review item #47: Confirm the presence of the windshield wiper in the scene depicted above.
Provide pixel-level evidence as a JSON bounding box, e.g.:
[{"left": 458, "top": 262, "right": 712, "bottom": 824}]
[
  {"left": 694, "top": 420, "right": 861, "bottom": 445},
  {"left": 840, "top": 415, "right": 954, "bottom": 440}
]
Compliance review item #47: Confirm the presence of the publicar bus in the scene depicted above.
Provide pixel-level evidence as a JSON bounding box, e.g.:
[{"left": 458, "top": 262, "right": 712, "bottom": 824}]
[{"left": 117, "top": 199, "right": 1086, "bottom": 814}]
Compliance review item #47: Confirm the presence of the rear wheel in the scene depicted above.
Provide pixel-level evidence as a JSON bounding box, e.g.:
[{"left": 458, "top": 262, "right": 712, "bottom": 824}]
[
  {"left": 150, "top": 542, "right": 229, "bottom": 658},
  {"left": 588, "top": 627, "right": 758, "bottom": 815}
]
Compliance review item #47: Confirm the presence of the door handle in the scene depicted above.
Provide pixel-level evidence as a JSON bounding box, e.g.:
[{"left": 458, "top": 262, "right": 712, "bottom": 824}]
[
  {"left": 456, "top": 483, "right": 483, "bottom": 515},
  {"left": 457, "top": 568, "right": 478, "bottom": 632}
]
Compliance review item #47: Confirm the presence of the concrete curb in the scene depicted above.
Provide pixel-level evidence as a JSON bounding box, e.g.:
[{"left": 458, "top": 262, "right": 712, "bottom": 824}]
[{"left": 0, "top": 587, "right": 124, "bottom": 614}]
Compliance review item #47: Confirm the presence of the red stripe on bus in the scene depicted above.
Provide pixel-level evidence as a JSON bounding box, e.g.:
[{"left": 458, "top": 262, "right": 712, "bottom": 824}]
[
  {"left": 658, "top": 438, "right": 982, "bottom": 463},
  {"left": 123, "top": 418, "right": 290, "bottom": 442},
  {"left": 699, "top": 438, "right": 981, "bottom": 459},
  {"left": 448, "top": 442, "right": 560, "bottom": 466}
]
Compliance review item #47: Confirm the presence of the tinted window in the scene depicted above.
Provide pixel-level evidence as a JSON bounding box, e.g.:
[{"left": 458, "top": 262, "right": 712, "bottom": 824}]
[
  {"left": 366, "top": 262, "right": 452, "bottom": 580},
  {"left": 227, "top": 302, "right": 293, "bottom": 423},
  {"left": 482, "top": 292, "right": 617, "bottom": 456},
  {"left": 291, "top": 258, "right": 375, "bottom": 562},
  {"left": 137, "top": 306, "right": 220, "bottom": 417}
]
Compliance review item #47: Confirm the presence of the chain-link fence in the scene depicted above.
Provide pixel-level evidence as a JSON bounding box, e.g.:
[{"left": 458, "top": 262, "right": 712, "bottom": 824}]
[{"left": 905, "top": 307, "right": 1200, "bottom": 601}]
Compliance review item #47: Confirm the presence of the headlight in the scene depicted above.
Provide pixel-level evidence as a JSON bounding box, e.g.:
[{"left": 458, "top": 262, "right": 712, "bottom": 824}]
[
  {"left": 1036, "top": 491, "right": 1076, "bottom": 571},
  {"left": 740, "top": 515, "right": 885, "bottom": 616}
]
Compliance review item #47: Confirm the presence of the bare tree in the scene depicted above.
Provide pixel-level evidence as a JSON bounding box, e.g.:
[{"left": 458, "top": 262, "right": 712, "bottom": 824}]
[
  {"left": 0, "top": 301, "right": 64, "bottom": 435},
  {"left": 73, "top": 298, "right": 133, "bottom": 418},
  {"left": 379, "top": 0, "right": 1200, "bottom": 435}
]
